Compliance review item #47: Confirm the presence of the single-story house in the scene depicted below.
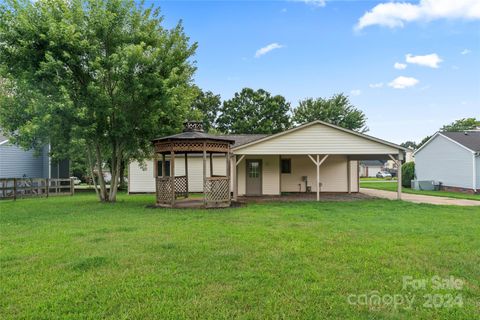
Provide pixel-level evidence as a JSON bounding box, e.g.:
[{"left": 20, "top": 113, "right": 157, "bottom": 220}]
[
  {"left": 359, "top": 160, "right": 386, "bottom": 177},
  {"left": 413, "top": 130, "right": 479, "bottom": 193},
  {"left": 0, "top": 132, "right": 69, "bottom": 179},
  {"left": 130, "top": 120, "right": 407, "bottom": 200}
]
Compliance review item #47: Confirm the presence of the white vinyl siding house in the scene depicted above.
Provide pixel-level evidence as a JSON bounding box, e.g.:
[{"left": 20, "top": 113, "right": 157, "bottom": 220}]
[
  {"left": 414, "top": 131, "right": 479, "bottom": 192},
  {"left": 129, "top": 120, "right": 406, "bottom": 199}
]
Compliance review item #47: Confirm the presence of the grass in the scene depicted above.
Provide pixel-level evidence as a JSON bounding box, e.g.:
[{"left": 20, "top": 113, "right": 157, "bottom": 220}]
[
  {"left": 360, "top": 177, "right": 397, "bottom": 181},
  {"left": 360, "top": 181, "right": 480, "bottom": 201},
  {"left": 1, "top": 193, "right": 479, "bottom": 319}
]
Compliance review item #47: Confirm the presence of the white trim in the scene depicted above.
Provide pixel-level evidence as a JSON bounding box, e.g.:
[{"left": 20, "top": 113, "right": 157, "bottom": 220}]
[
  {"left": 414, "top": 132, "right": 475, "bottom": 155},
  {"left": 0, "top": 140, "right": 9, "bottom": 146},
  {"left": 473, "top": 153, "right": 477, "bottom": 192},
  {"left": 232, "top": 120, "right": 408, "bottom": 152}
]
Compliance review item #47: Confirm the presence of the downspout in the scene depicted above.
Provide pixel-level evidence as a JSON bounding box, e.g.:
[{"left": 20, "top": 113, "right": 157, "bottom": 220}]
[{"left": 474, "top": 152, "right": 479, "bottom": 193}]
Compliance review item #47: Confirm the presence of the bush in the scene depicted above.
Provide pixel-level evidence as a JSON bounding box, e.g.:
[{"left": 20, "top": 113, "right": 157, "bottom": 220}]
[{"left": 402, "top": 162, "right": 415, "bottom": 188}]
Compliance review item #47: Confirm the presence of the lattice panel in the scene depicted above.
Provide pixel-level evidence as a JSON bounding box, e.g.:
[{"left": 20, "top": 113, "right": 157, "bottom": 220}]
[
  {"left": 174, "top": 176, "right": 188, "bottom": 199},
  {"left": 205, "top": 177, "right": 230, "bottom": 203},
  {"left": 156, "top": 177, "right": 174, "bottom": 204}
]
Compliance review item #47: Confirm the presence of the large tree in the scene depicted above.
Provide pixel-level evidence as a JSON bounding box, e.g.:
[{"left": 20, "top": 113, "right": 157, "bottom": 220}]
[
  {"left": 292, "top": 93, "right": 368, "bottom": 132},
  {"left": 190, "top": 87, "right": 221, "bottom": 132},
  {"left": 441, "top": 118, "right": 479, "bottom": 132},
  {"left": 216, "top": 88, "right": 291, "bottom": 134},
  {"left": 0, "top": 0, "right": 197, "bottom": 202}
]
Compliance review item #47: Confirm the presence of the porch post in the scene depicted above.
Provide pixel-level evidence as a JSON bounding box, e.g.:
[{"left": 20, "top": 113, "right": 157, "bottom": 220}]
[
  {"left": 203, "top": 142, "right": 207, "bottom": 206},
  {"left": 316, "top": 155, "right": 320, "bottom": 201},
  {"left": 170, "top": 150, "right": 175, "bottom": 206},
  {"left": 397, "top": 156, "right": 402, "bottom": 200},
  {"left": 347, "top": 156, "right": 351, "bottom": 194},
  {"left": 232, "top": 155, "right": 237, "bottom": 201},
  {"left": 210, "top": 152, "right": 213, "bottom": 177},
  {"left": 184, "top": 153, "right": 188, "bottom": 196},
  {"left": 161, "top": 154, "right": 166, "bottom": 177}
]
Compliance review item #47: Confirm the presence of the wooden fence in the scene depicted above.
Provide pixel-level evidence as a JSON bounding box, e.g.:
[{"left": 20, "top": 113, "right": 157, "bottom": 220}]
[{"left": 0, "top": 178, "right": 74, "bottom": 200}]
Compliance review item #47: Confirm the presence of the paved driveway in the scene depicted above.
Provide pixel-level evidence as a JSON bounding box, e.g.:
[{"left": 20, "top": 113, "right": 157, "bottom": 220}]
[{"left": 360, "top": 188, "right": 480, "bottom": 206}]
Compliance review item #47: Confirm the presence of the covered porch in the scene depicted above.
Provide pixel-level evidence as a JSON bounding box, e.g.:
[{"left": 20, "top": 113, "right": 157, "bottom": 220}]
[{"left": 231, "top": 153, "right": 404, "bottom": 201}]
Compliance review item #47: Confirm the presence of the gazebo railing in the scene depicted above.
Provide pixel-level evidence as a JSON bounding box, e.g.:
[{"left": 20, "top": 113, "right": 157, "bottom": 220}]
[
  {"left": 156, "top": 176, "right": 188, "bottom": 205},
  {"left": 204, "top": 176, "right": 230, "bottom": 208}
]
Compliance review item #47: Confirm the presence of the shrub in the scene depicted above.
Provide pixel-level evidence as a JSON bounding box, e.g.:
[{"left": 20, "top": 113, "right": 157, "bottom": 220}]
[{"left": 402, "top": 161, "right": 415, "bottom": 188}]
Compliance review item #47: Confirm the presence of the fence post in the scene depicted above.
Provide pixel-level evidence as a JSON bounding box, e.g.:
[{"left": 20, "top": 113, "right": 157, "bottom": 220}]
[
  {"left": 70, "top": 178, "right": 74, "bottom": 196},
  {"left": 46, "top": 178, "right": 49, "bottom": 198},
  {"left": 13, "top": 178, "right": 17, "bottom": 201}
]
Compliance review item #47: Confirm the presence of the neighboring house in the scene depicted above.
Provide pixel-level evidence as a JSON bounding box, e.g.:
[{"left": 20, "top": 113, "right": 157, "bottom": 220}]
[
  {"left": 413, "top": 131, "right": 480, "bottom": 193},
  {"left": 0, "top": 132, "right": 69, "bottom": 179},
  {"left": 359, "top": 160, "right": 385, "bottom": 177},
  {"left": 130, "top": 121, "right": 407, "bottom": 196},
  {"left": 385, "top": 148, "right": 414, "bottom": 171}
]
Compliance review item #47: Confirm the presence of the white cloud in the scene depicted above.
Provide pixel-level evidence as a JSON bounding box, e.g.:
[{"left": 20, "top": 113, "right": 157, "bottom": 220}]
[
  {"left": 388, "top": 76, "right": 419, "bottom": 89},
  {"left": 405, "top": 53, "right": 442, "bottom": 68},
  {"left": 295, "top": 0, "right": 326, "bottom": 7},
  {"left": 254, "top": 43, "right": 284, "bottom": 58},
  {"left": 461, "top": 49, "right": 471, "bottom": 55},
  {"left": 394, "top": 62, "right": 407, "bottom": 70},
  {"left": 369, "top": 82, "right": 384, "bottom": 88},
  {"left": 350, "top": 89, "right": 362, "bottom": 96},
  {"left": 355, "top": 0, "right": 480, "bottom": 30}
]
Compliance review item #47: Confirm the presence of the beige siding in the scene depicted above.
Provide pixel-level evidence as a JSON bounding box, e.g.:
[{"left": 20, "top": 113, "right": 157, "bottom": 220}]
[
  {"left": 129, "top": 156, "right": 227, "bottom": 193},
  {"left": 280, "top": 155, "right": 355, "bottom": 192},
  {"left": 237, "top": 155, "right": 280, "bottom": 196},
  {"left": 234, "top": 123, "right": 399, "bottom": 155},
  {"left": 235, "top": 155, "right": 358, "bottom": 195}
]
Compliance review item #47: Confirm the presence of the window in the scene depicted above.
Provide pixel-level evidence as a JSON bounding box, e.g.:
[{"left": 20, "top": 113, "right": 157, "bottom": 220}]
[
  {"left": 248, "top": 161, "right": 260, "bottom": 178},
  {"left": 281, "top": 159, "right": 291, "bottom": 174},
  {"left": 157, "top": 160, "right": 171, "bottom": 177}
]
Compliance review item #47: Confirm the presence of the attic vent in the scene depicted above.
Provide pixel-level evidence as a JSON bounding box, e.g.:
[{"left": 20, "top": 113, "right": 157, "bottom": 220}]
[{"left": 183, "top": 121, "right": 204, "bottom": 132}]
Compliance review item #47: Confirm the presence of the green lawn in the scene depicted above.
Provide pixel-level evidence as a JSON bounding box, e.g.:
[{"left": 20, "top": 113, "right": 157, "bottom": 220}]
[
  {"left": 1, "top": 193, "right": 479, "bottom": 319},
  {"left": 360, "top": 181, "right": 480, "bottom": 201},
  {"left": 360, "top": 177, "right": 397, "bottom": 181}
]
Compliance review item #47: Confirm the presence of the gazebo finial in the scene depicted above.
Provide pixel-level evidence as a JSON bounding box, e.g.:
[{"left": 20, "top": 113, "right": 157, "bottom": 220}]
[{"left": 183, "top": 121, "right": 204, "bottom": 132}]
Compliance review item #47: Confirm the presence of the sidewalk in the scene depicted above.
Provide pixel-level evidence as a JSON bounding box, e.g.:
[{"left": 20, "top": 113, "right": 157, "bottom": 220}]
[{"left": 360, "top": 188, "right": 480, "bottom": 206}]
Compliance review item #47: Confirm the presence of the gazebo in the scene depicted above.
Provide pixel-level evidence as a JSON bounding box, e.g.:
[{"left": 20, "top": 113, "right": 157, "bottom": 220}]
[{"left": 152, "top": 121, "right": 234, "bottom": 208}]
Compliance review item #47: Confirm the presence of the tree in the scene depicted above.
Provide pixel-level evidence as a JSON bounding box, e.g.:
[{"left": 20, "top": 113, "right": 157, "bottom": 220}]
[
  {"left": 401, "top": 162, "right": 415, "bottom": 188},
  {"left": 0, "top": 0, "right": 197, "bottom": 202},
  {"left": 441, "top": 118, "right": 479, "bottom": 132},
  {"left": 216, "top": 88, "right": 291, "bottom": 134},
  {"left": 400, "top": 141, "right": 417, "bottom": 149},
  {"left": 292, "top": 93, "right": 368, "bottom": 132},
  {"left": 190, "top": 87, "right": 221, "bottom": 132}
]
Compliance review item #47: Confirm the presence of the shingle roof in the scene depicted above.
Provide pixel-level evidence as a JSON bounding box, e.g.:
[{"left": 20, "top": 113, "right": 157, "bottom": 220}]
[
  {"left": 216, "top": 134, "right": 269, "bottom": 147},
  {"left": 442, "top": 131, "right": 480, "bottom": 152}
]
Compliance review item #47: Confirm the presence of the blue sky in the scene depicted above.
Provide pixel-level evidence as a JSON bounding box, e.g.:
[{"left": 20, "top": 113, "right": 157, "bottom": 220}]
[{"left": 153, "top": 0, "right": 479, "bottom": 144}]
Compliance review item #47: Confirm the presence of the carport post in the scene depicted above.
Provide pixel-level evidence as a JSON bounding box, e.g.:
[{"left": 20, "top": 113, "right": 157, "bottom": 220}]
[{"left": 397, "top": 158, "right": 402, "bottom": 200}]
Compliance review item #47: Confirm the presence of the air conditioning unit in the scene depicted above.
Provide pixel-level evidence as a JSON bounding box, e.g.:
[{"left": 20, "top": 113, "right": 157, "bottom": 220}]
[{"left": 411, "top": 180, "right": 436, "bottom": 191}]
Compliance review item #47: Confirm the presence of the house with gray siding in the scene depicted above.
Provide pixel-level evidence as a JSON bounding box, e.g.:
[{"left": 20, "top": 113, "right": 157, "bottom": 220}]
[
  {"left": 413, "top": 131, "right": 479, "bottom": 193},
  {"left": 0, "top": 133, "right": 69, "bottom": 179}
]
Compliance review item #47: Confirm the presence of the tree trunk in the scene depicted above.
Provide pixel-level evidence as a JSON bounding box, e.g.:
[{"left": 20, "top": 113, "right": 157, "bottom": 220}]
[
  {"left": 108, "top": 142, "right": 122, "bottom": 202},
  {"left": 86, "top": 146, "right": 100, "bottom": 199},
  {"left": 94, "top": 144, "right": 108, "bottom": 201}
]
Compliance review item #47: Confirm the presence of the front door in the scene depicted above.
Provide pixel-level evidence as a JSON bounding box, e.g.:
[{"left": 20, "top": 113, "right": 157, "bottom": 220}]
[{"left": 246, "top": 159, "right": 262, "bottom": 195}]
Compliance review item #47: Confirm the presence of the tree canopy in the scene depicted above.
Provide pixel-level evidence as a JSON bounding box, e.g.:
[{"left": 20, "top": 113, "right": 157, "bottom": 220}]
[
  {"left": 441, "top": 118, "right": 479, "bottom": 132},
  {"left": 291, "top": 93, "right": 368, "bottom": 132},
  {"left": 190, "top": 87, "right": 221, "bottom": 132},
  {"left": 216, "top": 88, "right": 291, "bottom": 134},
  {"left": 0, "top": 0, "right": 197, "bottom": 202}
]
